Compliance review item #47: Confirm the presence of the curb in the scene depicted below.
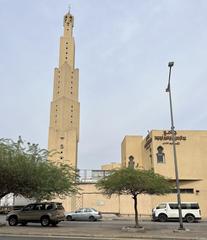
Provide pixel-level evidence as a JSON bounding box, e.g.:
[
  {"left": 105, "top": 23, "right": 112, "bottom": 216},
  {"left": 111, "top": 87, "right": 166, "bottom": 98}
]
[{"left": 111, "top": 218, "right": 207, "bottom": 223}]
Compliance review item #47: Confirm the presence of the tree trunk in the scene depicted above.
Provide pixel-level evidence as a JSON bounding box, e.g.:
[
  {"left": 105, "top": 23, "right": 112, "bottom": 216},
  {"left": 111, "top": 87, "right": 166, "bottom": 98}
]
[{"left": 133, "top": 194, "right": 140, "bottom": 228}]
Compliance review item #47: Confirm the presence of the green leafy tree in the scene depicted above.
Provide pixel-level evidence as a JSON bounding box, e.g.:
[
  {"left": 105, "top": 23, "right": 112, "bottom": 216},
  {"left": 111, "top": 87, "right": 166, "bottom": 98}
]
[
  {"left": 96, "top": 167, "right": 172, "bottom": 228},
  {"left": 0, "top": 137, "right": 78, "bottom": 201}
]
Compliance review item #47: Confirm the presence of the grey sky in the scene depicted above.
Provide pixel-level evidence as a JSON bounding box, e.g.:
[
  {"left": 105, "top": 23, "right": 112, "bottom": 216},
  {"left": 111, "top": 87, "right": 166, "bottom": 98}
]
[{"left": 1, "top": 0, "right": 207, "bottom": 169}]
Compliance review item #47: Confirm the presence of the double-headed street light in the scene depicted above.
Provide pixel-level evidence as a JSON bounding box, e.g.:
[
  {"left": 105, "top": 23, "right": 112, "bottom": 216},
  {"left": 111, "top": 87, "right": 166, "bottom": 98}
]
[{"left": 166, "top": 62, "right": 185, "bottom": 230}]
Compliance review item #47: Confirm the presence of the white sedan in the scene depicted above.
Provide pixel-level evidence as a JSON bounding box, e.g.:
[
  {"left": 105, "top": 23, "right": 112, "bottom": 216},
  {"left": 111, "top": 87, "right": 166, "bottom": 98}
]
[{"left": 65, "top": 208, "right": 102, "bottom": 221}]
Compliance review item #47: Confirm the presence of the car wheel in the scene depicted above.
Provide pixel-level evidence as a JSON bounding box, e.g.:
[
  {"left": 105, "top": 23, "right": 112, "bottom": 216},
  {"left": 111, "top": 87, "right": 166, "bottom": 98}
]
[
  {"left": 8, "top": 216, "right": 18, "bottom": 226},
  {"left": 158, "top": 214, "right": 168, "bottom": 222},
  {"left": 89, "top": 216, "right": 96, "bottom": 222},
  {"left": 185, "top": 214, "right": 195, "bottom": 223},
  {"left": 40, "top": 216, "right": 50, "bottom": 227},
  {"left": 66, "top": 215, "right": 73, "bottom": 221}
]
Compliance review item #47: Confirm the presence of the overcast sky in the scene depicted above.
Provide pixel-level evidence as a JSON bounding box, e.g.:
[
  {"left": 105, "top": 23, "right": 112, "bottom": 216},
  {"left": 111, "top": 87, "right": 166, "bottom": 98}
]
[{"left": 1, "top": 0, "right": 207, "bottom": 169}]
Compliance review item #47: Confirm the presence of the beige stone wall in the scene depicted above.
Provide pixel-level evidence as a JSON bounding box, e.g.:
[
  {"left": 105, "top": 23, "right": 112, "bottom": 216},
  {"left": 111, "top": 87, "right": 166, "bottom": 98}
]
[
  {"left": 150, "top": 130, "right": 207, "bottom": 180},
  {"left": 63, "top": 183, "right": 152, "bottom": 216},
  {"left": 121, "top": 136, "right": 143, "bottom": 168},
  {"left": 62, "top": 182, "right": 207, "bottom": 218}
]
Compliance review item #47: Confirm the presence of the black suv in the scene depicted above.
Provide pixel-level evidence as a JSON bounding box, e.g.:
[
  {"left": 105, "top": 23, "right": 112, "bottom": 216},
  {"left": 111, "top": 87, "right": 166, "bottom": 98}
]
[{"left": 6, "top": 202, "right": 65, "bottom": 227}]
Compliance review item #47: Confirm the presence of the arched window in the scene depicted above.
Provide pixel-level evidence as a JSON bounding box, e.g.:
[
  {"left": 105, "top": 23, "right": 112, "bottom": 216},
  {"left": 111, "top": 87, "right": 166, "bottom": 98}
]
[{"left": 156, "top": 146, "right": 165, "bottom": 163}]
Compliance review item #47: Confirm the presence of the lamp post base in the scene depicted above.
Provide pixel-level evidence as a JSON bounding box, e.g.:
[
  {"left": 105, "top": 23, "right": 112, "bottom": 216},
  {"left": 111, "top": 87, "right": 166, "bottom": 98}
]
[{"left": 173, "top": 227, "right": 190, "bottom": 232}]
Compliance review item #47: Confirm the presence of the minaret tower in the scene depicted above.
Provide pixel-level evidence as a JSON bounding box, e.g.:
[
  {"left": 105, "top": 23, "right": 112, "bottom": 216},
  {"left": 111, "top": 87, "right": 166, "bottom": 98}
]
[{"left": 48, "top": 10, "right": 80, "bottom": 169}]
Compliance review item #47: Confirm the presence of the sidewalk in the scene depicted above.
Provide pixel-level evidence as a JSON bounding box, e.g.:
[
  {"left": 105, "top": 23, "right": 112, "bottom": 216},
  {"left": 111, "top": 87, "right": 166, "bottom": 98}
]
[{"left": 0, "top": 215, "right": 207, "bottom": 240}]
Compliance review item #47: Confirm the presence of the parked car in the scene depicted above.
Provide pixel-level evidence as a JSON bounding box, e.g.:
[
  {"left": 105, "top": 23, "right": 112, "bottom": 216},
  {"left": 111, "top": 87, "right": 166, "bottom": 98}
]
[
  {"left": 6, "top": 202, "right": 65, "bottom": 227},
  {"left": 65, "top": 208, "right": 102, "bottom": 221},
  {"left": 152, "top": 202, "right": 201, "bottom": 223}
]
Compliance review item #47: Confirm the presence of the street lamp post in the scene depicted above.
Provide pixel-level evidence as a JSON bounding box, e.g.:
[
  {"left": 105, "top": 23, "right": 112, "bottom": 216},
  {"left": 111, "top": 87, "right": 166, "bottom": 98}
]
[{"left": 166, "top": 62, "right": 185, "bottom": 230}]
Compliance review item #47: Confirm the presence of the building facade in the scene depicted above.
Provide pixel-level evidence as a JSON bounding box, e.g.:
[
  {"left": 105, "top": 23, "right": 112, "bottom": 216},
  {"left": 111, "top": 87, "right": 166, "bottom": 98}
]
[
  {"left": 48, "top": 11, "right": 80, "bottom": 169},
  {"left": 69, "top": 130, "right": 207, "bottom": 218},
  {"left": 101, "top": 162, "right": 121, "bottom": 170},
  {"left": 121, "top": 130, "right": 207, "bottom": 217},
  {"left": 46, "top": 11, "right": 207, "bottom": 218}
]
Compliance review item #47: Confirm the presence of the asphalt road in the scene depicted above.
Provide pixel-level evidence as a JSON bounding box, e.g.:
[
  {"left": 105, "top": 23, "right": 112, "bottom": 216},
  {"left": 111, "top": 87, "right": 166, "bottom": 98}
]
[
  {"left": 1, "top": 237, "right": 84, "bottom": 240},
  {"left": 0, "top": 235, "right": 155, "bottom": 240},
  {"left": 1, "top": 237, "right": 131, "bottom": 240}
]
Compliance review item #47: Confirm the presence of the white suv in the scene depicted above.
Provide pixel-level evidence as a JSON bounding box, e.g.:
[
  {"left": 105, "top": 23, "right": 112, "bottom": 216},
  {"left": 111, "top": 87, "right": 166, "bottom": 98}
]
[{"left": 152, "top": 202, "right": 201, "bottom": 223}]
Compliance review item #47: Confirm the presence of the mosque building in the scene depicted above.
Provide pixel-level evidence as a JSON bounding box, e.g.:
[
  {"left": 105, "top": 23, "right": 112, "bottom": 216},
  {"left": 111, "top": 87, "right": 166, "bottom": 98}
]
[{"left": 47, "top": 10, "right": 207, "bottom": 218}]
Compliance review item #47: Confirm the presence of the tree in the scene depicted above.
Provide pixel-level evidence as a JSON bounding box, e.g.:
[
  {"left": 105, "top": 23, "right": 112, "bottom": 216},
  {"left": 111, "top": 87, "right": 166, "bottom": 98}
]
[
  {"left": 0, "top": 137, "right": 78, "bottom": 202},
  {"left": 96, "top": 167, "right": 173, "bottom": 228}
]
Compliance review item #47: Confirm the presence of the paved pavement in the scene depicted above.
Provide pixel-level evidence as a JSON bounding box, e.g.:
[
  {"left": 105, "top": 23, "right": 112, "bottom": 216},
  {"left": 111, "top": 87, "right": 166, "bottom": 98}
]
[{"left": 0, "top": 215, "right": 207, "bottom": 240}]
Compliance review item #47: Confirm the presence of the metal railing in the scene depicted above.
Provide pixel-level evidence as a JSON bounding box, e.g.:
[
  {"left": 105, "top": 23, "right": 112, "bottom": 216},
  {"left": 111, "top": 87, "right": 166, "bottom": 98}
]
[{"left": 77, "top": 169, "right": 112, "bottom": 183}]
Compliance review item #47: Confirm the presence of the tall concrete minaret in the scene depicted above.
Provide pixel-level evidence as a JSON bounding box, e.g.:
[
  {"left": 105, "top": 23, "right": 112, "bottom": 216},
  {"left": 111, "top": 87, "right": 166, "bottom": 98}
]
[{"left": 48, "top": 10, "right": 80, "bottom": 169}]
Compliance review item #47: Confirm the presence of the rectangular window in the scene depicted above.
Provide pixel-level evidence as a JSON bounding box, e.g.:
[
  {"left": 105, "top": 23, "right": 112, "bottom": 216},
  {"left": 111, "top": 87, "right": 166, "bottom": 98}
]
[
  {"left": 169, "top": 203, "right": 178, "bottom": 209},
  {"left": 169, "top": 203, "right": 199, "bottom": 209},
  {"left": 171, "top": 188, "right": 194, "bottom": 194}
]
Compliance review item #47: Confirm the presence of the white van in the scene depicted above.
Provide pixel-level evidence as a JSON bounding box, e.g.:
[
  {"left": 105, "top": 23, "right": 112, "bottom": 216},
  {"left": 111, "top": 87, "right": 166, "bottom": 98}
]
[{"left": 152, "top": 202, "right": 201, "bottom": 223}]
